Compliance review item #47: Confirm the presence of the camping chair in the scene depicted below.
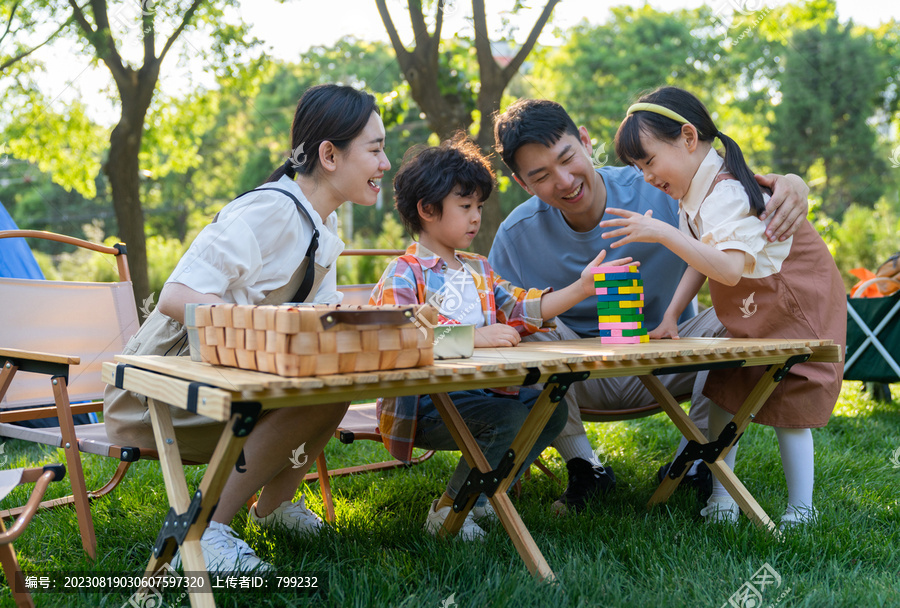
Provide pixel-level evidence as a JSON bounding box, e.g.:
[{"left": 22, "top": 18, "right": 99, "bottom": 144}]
[
  {"left": 0, "top": 230, "right": 142, "bottom": 559},
  {"left": 302, "top": 249, "right": 436, "bottom": 523},
  {"left": 844, "top": 277, "right": 900, "bottom": 399},
  {"left": 303, "top": 403, "right": 436, "bottom": 522},
  {"left": 0, "top": 464, "right": 66, "bottom": 608}
]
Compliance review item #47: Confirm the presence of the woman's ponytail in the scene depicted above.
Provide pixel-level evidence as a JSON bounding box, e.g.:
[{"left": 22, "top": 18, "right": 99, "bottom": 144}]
[{"left": 266, "top": 159, "right": 298, "bottom": 184}]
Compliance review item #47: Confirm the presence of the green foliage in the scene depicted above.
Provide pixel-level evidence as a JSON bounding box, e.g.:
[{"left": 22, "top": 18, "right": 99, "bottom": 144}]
[
  {"left": 3, "top": 96, "right": 107, "bottom": 199},
  {"left": 819, "top": 196, "right": 900, "bottom": 290},
  {"left": 773, "top": 18, "right": 887, "bottom": 214},
  {"left": 532, "top": 5, "right": 724, "bottom": 155},
  {"left": 30, "top": 222, "right": 119, "bottom": 283}
]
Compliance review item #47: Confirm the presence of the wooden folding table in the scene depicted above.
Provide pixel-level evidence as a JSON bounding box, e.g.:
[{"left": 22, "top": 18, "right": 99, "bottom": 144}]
[{"left": 101, "top": 337, "right": 838, "bottom": 607}]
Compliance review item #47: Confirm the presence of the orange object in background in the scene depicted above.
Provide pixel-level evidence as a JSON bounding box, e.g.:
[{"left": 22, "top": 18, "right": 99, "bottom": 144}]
[
  {"left": 850, "top": 268, "right": 881, "bottom": 297},
  {"left": 875, "top": 253, "right": 900, "bottom": 295}
]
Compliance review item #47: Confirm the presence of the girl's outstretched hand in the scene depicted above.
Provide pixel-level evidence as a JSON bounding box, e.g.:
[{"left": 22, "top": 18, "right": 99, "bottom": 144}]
[
  {"left": 648, "top": 315, "right": 680, "bottom": 340},
  {"left": 598, "top": 208, "right": 672, "bottom": 247},
  {"left": 580, "top": 249, "right": 639, "bottom": 297}
]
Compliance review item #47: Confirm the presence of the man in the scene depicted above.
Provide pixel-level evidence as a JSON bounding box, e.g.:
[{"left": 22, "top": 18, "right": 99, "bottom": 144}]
[{"left": 488, "top": 99, "right": 810, "bottom": 513}]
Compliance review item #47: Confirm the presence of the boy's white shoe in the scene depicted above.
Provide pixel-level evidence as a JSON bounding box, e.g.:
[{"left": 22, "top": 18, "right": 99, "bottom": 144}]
[
  {"left": 471, "top": 501, "right": 497, "bottom": 522},
  {"left": 780, "top": 505, "right": 819, "bottom": 529},
  {"left": 700, "top": 496, "right": 740, "bottom": 524},
  {"left": 249, "top": 496, "right": 324, "bottom": 535},
  {"left": 170, "top": 521, "right": 272, "bottom": 574},
  {"left": 424, "top": 499, "right": 486, "bottom": 541}
]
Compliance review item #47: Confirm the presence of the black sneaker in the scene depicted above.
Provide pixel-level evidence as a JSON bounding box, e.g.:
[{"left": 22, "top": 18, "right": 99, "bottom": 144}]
[
  {"left": 656, "top": 461, "right": 712, "bottom": 503},
  {"left": 552, "top": 457, "right": 616, "bottom": 515}
]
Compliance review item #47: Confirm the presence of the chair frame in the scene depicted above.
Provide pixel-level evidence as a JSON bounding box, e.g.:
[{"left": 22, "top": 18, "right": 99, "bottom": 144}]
[
  {"left": 0, "top": 464, "right": 65, "bottom": 608},
  {"left": 846, "top": 277, "right": 900, "bottom": 380},
  {"left": 0, "top": 230, "right": 141, "bottom": 559}
]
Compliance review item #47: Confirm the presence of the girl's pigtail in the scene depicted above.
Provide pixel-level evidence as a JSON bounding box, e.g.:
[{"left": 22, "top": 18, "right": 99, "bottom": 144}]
[{"left": 716, "top": 131, "right": 766, "bottom": 217}]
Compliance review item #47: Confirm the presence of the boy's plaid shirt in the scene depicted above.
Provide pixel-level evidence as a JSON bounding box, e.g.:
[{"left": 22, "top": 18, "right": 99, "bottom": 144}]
[{"left": 368, "top": 242, "right": 549, "bottom": 461}]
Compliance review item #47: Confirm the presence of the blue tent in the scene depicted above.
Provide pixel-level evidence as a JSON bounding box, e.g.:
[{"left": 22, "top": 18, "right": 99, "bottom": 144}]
[{"left": 0, "top": 200, "right": 43, "bottom": 279}]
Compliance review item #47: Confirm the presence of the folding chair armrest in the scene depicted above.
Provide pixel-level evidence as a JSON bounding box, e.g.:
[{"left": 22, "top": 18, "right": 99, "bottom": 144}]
[
  {"left": 0, "top": 348, "right": 80, "bottom": 366},
  {"left": 0, "top": 465, "right": 66, "bottom": 544}
]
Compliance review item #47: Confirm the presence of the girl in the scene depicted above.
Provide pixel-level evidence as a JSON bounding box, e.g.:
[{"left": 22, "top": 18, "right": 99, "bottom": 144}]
[
  {"left": 601, "top": 86, "right": 845, "bottom": 526},
  {"left": 104, "top": 84, "right": 391, "bottom": 570}
]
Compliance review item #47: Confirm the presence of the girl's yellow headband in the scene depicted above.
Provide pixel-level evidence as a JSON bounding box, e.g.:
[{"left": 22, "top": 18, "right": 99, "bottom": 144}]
[{"left": 626, "top": 103, "right": 689, "bottom": 125}]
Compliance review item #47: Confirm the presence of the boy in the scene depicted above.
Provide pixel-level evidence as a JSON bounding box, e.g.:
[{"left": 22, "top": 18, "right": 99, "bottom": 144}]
[{"left": 370, "top": 134, "right": 632, "bottom": 538}]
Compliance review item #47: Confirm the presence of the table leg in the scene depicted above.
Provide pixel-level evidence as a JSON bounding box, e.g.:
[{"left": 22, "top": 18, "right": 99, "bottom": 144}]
[
  {"left": 144, "top": 399, "right": 256, "bottom": 608},
  {"left": 428, "top": 390, "right": 557, "bottom": 581},
  {"left": 641, "top": 362, "right": 791, "bottom": 532}
]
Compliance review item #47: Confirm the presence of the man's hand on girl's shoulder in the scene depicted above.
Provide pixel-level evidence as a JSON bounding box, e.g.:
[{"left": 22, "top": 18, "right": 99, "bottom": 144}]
[{"left": 755, "top": 173, "right": 809, "bottom": 242}]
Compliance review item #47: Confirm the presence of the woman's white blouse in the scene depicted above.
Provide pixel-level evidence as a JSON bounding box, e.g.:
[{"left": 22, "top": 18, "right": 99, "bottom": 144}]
[
  {"left": 679, "top": 148, "right": 792, "bottom": 279},
  {"left": 166, "top": 175, "right": 344, "bottom": 304}
]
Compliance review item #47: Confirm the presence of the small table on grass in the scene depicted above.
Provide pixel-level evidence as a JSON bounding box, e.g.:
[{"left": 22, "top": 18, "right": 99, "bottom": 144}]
[{"left": 102, "top": 337, "right": 839, "bottom": 608}]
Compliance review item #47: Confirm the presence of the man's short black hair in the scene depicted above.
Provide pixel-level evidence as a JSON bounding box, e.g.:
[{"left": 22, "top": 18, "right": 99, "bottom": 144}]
[
  {"left": 393, "top": 133, "right": 495, "bottom": 236},
  {"left": 493, "top": 99, "right": 580, "bottom": 175}
]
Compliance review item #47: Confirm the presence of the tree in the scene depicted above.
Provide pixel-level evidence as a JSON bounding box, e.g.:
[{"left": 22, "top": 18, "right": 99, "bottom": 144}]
[
  {"left": 532, "top": 5, "right": 724, "bottom": 158},
  {"left": 376, "top": 0, "right": 560, "bottom": 253},
  {"left": 773, "top": 18, "right": 887, "bottom": 215},
  {"left": 0, "top": 1, "right": 72, "bottom": 74},
  {"left": 4, "top": 0, "right": 258, "bottom": 306}
]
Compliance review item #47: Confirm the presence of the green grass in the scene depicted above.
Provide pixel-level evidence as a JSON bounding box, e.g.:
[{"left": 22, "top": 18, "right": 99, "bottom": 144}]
[{"left": 1, "top": 382, "right": 898, "bottom": 607}]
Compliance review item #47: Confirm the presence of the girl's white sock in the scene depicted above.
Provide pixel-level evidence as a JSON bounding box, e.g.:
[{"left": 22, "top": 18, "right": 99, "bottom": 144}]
[
  {"left": 707, "top": 403, "right": 737, "bottom": 501},
  {"left": 774, "top": 426, "right": 814, "bottom": 512}
]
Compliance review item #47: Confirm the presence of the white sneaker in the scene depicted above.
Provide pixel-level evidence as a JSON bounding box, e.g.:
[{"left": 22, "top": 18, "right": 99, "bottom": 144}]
[
  {"left": 471, "top": 501, "right": 497, "bottom": 522},
  {"left": 249, "top": 495, "right": 324, "bottom": 535},
  {"left": 170, "top": 521, "right": 272, "bottom": 574},
  {"left": 700, "top": 497, "right": 740, "bottom": 523},
  {"left": 424, "top": 499, "right": 486, "bottom": 541},
  {"left": 780, "top": 505, "right": 819, "bottom": 529}
]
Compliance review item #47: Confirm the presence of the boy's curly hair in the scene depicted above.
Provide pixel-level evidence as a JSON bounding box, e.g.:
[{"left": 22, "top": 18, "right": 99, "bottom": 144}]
[{"left": 393, "top": 132, "right": 495, "bottom": 236}]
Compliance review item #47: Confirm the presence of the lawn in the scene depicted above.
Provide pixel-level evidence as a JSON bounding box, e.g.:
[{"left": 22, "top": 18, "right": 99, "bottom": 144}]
[{"left": 1, "top": 381, "right": 898, "bottom": 608}]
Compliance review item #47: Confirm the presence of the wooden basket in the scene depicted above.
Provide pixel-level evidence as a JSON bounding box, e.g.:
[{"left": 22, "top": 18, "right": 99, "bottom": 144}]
[{"left": 187, "top": 304, "right": 437, "bottom": 376}]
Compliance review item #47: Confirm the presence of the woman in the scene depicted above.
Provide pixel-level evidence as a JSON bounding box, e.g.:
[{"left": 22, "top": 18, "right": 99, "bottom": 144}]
[{"left": 104, "top": 84, "right": 391, "bottom": 572}]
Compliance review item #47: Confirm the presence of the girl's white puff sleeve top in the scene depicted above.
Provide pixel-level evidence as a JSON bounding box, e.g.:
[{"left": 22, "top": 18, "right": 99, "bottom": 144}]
[
  {"left": 679, "top": 148, "right": 792, "bottom": 280},
  {"left": 166, "top": 175, "right": 345, "bottom": 304}
]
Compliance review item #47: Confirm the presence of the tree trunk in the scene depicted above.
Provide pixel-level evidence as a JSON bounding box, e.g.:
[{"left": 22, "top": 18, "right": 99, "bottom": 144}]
[
  {"left": 472, "top": 80, "right": 504, "bottom": 255},
  {"left": 105, "top": 81, "right": 155, "bottom": 313}
]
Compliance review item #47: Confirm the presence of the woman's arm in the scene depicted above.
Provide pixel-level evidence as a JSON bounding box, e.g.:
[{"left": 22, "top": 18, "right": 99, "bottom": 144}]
[{"left": 158, "top": 282, "right": 226, "bottom": 324}]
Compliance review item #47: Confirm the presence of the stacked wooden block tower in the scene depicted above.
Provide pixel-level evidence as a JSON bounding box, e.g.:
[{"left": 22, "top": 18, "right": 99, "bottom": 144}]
[{"left": 593, "top": 264, "right": 648, "bottom": 344}]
